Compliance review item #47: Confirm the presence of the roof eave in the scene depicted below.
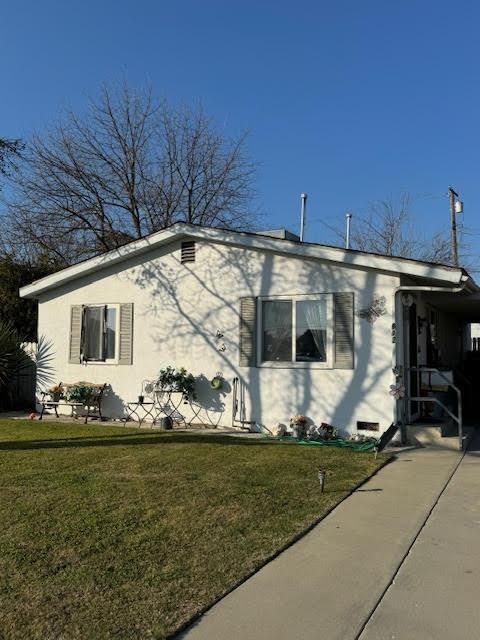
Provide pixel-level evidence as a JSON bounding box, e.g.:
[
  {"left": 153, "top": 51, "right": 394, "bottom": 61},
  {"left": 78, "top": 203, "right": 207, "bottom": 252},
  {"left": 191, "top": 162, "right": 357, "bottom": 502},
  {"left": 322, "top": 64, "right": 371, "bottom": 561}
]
[{"left": 19, "top": 223, "right": 466, "bottom": 299}]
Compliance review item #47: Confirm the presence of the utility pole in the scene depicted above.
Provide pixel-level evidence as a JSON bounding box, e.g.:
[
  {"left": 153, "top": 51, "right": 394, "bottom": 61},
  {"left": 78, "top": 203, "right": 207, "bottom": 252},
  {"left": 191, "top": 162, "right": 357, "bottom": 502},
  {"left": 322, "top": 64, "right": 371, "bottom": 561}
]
[{"left": 448, "top": 186, "right": 462, "bottom": 267}]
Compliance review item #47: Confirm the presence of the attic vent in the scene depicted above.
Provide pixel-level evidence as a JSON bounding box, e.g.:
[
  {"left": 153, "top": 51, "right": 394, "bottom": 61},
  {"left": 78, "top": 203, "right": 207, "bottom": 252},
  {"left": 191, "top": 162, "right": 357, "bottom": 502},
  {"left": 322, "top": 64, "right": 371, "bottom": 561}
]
[
  {"left": 181, "top": 241, "right": 196, "bottom": 263},
  {"left": 357, "top": 421, "right": 380, "bottom": 432}
]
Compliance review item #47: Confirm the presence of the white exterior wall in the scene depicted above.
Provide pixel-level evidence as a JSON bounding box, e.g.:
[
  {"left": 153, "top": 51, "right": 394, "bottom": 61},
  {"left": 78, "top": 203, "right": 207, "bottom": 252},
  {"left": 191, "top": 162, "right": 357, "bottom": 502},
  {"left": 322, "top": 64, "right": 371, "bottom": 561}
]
[{"left": 37, "top": 239, "right": 400, "bottom": 434}]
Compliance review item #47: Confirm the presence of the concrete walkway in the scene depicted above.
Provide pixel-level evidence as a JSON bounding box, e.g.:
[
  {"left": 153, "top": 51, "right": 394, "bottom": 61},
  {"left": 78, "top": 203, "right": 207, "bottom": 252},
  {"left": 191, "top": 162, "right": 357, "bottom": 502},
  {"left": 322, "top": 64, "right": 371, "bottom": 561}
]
[
  {"left": 181, "top": 442, "right": 480, "bottom": 640},
  {"left": 360, "top": 438, "right": 480, "bottom": 640}
]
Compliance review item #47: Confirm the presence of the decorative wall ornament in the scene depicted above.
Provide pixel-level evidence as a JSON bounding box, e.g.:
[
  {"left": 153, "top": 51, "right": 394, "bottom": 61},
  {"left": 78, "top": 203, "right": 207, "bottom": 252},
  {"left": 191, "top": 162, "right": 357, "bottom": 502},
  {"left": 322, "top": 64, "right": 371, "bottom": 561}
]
[
  {"left": 389, "top": 382, "right": 406, "bottom": 399},
  {"left": 357, "top": 296, "right": 387, "bottom": 324},
  {"left": 215, "top": 329, "right": 226, "bottom": 352},
  {"left": 392, "top": 364, "right": 403, "bottom": 377}
]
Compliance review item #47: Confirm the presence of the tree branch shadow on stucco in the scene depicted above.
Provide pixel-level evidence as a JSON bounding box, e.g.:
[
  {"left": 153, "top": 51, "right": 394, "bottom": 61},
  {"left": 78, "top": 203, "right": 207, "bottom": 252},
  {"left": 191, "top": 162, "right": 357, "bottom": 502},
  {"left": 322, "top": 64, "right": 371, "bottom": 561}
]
[
  {"left": 41, "top": 234, "right": 393, "bottom": 432},
  {"left": 125, "top": 238, "right": 393, "bottom": 435},
  {"left": 129, "top": 241, "right": 274, "bottom": 429}
]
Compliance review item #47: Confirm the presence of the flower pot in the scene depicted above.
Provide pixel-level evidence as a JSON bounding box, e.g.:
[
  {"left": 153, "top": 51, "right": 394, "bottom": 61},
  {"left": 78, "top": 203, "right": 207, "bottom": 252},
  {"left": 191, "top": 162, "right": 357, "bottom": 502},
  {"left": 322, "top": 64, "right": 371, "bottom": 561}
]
[
  {"left": 158, "top": 416, "right": 173, "bottom": 430},
  {"left": 291, "top": 423, "right": 308, "bottom": 439},
  {"left": 210, "top": 376, "right": 223, "bottom": 390}
]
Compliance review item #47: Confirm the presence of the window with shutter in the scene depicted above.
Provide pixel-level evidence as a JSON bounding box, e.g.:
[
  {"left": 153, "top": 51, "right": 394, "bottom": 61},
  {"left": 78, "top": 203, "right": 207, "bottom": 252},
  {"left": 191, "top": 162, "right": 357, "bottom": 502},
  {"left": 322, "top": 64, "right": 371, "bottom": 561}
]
[
  {"left": 239, "top": 297, "right": 257, "bottom": 367},
  {"left": 257, "top": 294, "right": 332, "bottom": 367},
  {"left": 69, "top": 305, "right": 83, "bottom": 364},
  {"left": 333, "top": 292, "right": 354, "bottom": 369},
  {"left": 253, "top": 292, "right": 355, "bottom": 369},
  {"left": 118, "top": 303, "right": 134, "bottom": 365},
  {"left": 69, "top": 303, "right": 133, "bottom": 365}
]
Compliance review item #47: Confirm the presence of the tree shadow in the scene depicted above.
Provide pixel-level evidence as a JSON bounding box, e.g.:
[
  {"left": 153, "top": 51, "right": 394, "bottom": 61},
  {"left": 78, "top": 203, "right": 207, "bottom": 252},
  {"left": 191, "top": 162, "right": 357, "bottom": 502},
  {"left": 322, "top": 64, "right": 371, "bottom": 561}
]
[
  {"left": 39, "top": 230, "right": 398, "bottom": 436},
  {"left": 0, "top": 432, "right": 280, "bottom": 451}
]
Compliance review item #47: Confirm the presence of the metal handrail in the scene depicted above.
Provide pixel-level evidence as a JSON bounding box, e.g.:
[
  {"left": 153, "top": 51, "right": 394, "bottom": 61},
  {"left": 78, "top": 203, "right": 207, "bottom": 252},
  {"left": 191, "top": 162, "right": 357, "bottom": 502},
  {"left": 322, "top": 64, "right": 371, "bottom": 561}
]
[{"left": 408, "top": 367, "right": 464, "bottom": 450}]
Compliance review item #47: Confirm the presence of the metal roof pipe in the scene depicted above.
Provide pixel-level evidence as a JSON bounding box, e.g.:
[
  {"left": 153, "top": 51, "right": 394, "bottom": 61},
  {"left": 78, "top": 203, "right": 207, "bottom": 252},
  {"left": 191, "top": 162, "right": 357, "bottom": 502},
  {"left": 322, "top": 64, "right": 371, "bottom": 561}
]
[
  {"left": 300, "top": 193, "right": 307, "bottom": 242},
  {"left": 345, "top": 213, "right": 352, "bottom": 249}
]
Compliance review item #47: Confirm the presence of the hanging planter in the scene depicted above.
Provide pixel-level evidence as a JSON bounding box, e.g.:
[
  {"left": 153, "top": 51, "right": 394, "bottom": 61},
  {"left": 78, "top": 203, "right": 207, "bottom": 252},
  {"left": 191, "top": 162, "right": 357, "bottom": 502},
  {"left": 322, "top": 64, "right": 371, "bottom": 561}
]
[{"left": 210, "top": 375, "right": 224, "bottom": 390}]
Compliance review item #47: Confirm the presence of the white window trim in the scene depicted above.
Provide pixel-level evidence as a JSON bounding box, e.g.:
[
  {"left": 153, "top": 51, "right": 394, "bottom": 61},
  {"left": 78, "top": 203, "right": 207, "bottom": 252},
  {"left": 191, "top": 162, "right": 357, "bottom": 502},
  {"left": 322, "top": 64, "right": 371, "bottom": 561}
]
[
  {"left": 82, "top": 303, "right": 120, "bottom": 365},
  {"left": 257, "top": 294, "right": 333, "bottom": 369}
]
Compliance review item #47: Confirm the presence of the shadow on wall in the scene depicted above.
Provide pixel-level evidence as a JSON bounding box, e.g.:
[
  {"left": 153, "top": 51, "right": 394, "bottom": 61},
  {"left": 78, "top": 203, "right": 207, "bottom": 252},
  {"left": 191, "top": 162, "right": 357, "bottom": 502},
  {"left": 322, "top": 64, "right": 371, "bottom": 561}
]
[
  {"left": 39, "top": 236, "right": 394, "bottom": 431},
  {"left": 100, "top": 385, "right": 125, "bottom": 419},
  {"left": 126, "top": 240, "right": 393, "bottom": 433},
  {"left": 130, "top": 242, "right": 272, "bottom": 427}
]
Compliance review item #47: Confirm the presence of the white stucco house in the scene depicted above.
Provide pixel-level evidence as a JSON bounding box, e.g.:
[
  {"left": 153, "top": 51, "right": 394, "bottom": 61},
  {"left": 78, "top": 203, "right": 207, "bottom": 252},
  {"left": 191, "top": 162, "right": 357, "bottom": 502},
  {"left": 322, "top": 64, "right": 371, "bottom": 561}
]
[{"left": 20, "top": 223, "right": 480, "bottom": 444}]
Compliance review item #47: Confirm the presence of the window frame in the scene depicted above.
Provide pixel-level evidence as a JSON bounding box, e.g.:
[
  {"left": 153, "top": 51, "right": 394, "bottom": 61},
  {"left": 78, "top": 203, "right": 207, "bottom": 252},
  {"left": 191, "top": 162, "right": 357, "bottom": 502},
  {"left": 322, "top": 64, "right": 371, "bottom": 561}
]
[
  {"left": 81, "top": 303, "right": 120, "bottom": 365},
  {"left": 257, "top": 294, "right": 333, "bottom": 368}
]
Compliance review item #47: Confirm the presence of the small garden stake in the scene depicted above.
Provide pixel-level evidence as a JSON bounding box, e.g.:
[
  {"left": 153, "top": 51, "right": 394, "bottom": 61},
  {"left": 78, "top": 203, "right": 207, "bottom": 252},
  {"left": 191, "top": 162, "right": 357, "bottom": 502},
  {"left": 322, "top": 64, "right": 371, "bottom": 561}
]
[{"left": 318, "top": 468, "right": 326, "bottom": 493}]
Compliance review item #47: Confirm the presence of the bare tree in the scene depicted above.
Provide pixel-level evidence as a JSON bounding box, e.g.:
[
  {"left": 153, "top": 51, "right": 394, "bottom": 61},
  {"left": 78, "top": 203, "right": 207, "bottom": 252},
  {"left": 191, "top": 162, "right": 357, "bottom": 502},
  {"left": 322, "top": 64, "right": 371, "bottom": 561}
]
[
  {"left": 0, "top": 137, "right": 23, "bottom": 185},
  {"left": 337, "top": 194, "right": 453, "bottom": 264},
  {"left": 4, "top": 84, "right": 257, "bottom": 265}
]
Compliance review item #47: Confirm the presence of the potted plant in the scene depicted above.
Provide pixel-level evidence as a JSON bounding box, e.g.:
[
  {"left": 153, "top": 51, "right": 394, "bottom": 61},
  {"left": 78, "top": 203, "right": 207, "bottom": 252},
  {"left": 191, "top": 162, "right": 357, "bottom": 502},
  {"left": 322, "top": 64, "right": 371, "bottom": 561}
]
[
  {"left": 49, "top": 383, "right": 64, "bottom": 402},
  {"left": 64, "top": 383, "right": 92, "bottom": 404},
  {"left": 158, "top": 366, "right": 196, "bottom": 401},
  {"left": 318, "top": 422, "right": 338, "bottom": 440},
  {"left": 289, "top": 414, "right": 308, "bottom": 439}
]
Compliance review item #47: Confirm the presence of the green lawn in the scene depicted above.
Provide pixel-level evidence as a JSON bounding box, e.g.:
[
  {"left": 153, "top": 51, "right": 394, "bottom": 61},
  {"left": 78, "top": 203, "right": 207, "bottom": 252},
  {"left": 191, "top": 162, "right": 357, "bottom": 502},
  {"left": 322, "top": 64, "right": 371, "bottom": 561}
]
[{"left": 0, "top": 421, "right": 389, "bottom": 639}]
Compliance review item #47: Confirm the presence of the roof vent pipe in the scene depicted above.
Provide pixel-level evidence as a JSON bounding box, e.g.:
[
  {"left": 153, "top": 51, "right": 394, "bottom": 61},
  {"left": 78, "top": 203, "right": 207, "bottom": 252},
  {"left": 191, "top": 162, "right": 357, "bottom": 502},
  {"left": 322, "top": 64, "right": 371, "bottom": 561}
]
[
  {"left": 345, "top": 212, "right": 352, "bottom": 249},
  {"left": 300, "top": 193, "right": 307, "bottom": 242}
]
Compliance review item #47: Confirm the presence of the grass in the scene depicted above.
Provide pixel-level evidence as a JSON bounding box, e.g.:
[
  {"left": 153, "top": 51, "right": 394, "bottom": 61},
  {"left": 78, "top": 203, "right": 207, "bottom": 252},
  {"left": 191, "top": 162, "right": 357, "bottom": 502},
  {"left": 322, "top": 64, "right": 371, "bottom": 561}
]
[{"left": 0, "top": 420, "right": 390, "bottom": 639}]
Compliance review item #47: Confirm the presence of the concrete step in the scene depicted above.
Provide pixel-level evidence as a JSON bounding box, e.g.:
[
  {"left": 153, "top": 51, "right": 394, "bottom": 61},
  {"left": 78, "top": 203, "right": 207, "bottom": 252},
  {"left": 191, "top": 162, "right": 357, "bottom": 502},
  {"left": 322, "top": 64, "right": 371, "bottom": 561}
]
[{"left": 406, "top": 423, "right": 460, "bottom": 450}]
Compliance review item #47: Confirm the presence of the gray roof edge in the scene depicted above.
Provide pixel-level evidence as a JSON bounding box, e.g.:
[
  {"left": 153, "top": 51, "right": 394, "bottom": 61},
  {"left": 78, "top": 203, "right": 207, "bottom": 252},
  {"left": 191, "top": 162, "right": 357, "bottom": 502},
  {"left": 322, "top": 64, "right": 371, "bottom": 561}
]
[{"left": 20, "top": 222, "right": 469, "bottom": 298}]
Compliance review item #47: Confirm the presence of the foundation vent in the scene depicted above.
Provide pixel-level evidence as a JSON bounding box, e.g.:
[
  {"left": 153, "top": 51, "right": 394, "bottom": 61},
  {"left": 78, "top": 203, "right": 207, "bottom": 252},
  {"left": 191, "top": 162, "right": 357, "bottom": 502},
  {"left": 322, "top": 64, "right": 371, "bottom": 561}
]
[{"left": 357, "top": 421, "right": 380, "bottom": 432}]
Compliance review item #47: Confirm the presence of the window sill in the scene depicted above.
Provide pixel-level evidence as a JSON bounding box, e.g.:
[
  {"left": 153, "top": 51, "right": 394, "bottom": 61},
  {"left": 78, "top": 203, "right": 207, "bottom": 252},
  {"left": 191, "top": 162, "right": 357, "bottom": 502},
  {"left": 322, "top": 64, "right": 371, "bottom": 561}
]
[{"left": 257, "top": 361, "right": 333, "bottom": 370}]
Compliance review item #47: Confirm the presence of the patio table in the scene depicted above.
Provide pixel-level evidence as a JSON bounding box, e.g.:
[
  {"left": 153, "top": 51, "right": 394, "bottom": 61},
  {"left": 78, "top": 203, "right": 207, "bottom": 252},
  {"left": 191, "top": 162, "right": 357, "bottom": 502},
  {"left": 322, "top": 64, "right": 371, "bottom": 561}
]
[{"left": 125, "top": 401, "right": 156, "bottom": 426}]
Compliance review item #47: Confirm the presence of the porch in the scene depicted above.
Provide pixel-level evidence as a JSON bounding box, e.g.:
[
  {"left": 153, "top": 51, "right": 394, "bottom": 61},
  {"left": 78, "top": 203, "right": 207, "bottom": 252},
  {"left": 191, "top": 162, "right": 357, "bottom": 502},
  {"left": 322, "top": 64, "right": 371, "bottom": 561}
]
[{"left": 399, "top": 287, "right": 480, "bottom": 450}]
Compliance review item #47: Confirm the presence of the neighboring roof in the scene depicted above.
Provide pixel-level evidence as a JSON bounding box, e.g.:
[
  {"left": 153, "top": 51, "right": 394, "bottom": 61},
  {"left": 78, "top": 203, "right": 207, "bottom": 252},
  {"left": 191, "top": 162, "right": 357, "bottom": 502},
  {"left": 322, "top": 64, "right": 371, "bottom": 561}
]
[{"left": 20, "top": 222, "right": 473, "bottom": 299}]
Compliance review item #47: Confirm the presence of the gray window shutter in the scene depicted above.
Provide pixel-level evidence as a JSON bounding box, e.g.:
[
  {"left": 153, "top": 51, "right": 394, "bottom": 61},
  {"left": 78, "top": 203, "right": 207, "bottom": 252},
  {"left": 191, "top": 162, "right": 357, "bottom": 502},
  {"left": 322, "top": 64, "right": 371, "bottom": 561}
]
[
  {"left": 69, "top": 305, "right": 83, "bottom": 364},
  {"left": 118, "top": 303, "right": 134, "bottom": 365},
  {"left": 239, "top": 297, "right": 257, "bottom": 367},
  {"left": 334, "top": 293, "right": 354, "bottom": 369}
]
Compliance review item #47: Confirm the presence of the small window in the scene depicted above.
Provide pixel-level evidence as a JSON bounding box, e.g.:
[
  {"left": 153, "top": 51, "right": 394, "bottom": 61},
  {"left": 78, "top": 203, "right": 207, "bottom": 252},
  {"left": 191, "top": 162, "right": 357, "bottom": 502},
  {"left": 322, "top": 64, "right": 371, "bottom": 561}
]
[
  {"left": 357, "top": 421, "right": 380, "bottom": 432},
  {"left": 259, "top": 295, "right": 332, "bottom": 367},
  {"left": 181, "top": 241, "right": 195, "bottom": 263},
  {"left": 82, "top": 305, "right": 119, "bottom": 362}
]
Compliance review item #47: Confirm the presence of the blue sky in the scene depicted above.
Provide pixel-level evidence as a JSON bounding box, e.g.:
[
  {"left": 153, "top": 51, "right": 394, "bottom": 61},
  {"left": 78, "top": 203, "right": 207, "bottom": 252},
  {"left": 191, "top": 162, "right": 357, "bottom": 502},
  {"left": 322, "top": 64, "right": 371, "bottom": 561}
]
[{"left": 2, "top": 0, "right": 479, "bottom": 259}]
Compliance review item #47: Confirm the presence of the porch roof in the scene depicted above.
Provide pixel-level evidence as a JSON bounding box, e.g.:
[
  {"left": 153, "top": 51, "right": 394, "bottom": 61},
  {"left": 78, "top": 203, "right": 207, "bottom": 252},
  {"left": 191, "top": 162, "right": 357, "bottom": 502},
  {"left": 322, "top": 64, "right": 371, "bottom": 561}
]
[{"left": 423, "top": 290, "right": 480, "bottom": 322}]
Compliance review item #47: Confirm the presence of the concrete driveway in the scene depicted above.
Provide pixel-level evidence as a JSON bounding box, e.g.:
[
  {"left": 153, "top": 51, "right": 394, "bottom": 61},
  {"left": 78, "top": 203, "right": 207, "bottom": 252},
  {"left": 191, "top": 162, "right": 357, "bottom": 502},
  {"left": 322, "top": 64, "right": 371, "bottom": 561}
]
[{"left": 180, "top": 437, "right": 480, "bottom": 640}]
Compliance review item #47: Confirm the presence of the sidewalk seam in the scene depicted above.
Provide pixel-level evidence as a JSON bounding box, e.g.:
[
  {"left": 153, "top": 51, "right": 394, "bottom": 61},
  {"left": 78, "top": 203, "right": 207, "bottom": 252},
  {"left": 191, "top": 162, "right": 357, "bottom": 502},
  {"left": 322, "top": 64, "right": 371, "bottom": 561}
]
[{"left": 354, "top": 449, "right": 466, "bottom": 640}]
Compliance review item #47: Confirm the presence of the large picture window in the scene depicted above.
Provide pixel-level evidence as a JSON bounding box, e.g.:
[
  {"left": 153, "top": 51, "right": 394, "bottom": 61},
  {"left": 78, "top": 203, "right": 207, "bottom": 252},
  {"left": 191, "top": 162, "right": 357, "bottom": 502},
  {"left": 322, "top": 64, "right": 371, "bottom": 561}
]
[
  {"left": 259, "top": 295, "right": 331, "bottom": 366},
  {"left": 82, "top": 305, "right": 118, "bottom": 362}
]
